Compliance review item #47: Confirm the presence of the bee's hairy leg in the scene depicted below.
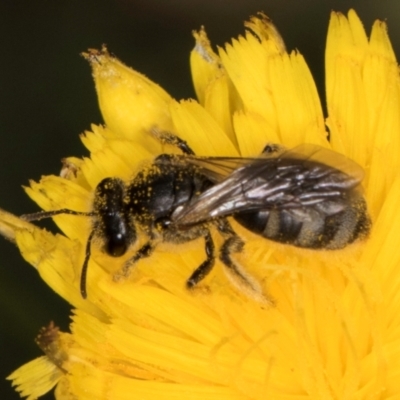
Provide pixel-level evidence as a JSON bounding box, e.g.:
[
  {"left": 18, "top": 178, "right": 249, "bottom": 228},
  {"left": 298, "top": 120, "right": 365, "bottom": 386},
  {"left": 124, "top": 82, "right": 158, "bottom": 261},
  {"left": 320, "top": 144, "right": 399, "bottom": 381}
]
[
  {"left": 186, "top": 230, "right": 216, "bottom": 289},
  {"left": 217, "top": 219, "right": 274, "bottom": 305},
  {"left": 261, "top": 143, "right": 285, "bottom": 155},
  {"left": 113, "top": 241, "right": 155, "bottom": 281},
  {"left": 218, "top": 219, "right": 245, "bottom": 276},
  {"left": 150, "top": 128, "right": 195, "bottom": 155}
]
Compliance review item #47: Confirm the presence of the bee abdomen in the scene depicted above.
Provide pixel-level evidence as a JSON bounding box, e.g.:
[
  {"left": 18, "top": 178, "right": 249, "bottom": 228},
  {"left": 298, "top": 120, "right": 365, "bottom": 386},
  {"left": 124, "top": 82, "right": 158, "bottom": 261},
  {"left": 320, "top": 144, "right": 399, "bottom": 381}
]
[
  {"left": 234, "top": 196, "right": 370, "bottom": 250},
  {"left": 234, "top": 209, "right": 304, "bottom": 244},
  {"left": 322, "top": 196, "right": 371, "bottom": 249}
]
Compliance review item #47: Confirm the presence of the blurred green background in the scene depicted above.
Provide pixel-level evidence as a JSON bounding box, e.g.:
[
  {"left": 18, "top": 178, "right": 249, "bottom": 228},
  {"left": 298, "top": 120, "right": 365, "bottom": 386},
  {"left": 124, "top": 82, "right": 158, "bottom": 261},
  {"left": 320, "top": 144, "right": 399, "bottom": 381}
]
[{"left": 1, "top": 1, "right": 399, "bottom": 399}]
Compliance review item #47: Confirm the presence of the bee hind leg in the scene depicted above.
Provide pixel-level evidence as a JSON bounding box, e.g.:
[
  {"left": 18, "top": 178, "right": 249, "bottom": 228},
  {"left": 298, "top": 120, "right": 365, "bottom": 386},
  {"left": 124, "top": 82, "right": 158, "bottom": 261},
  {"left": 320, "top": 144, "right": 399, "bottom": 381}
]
[{"left": 218, "top": 219, "right": 274, "bottom": 305}]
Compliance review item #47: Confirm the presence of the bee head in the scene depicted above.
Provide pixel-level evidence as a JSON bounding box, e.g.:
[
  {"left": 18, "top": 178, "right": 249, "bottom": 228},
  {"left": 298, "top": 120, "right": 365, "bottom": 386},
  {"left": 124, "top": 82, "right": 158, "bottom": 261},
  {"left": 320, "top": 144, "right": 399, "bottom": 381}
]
[{"left": 94, "top": 177, "right": 137, "bottom": 257}]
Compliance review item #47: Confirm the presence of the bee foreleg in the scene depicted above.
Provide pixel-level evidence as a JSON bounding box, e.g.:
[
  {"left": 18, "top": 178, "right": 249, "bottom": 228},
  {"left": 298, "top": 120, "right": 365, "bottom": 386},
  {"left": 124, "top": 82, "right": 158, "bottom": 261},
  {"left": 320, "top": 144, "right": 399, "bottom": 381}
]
[
  {"left": 113, "top": 241, "right": 155, "bottom": 281},
  {"left": 186, "top": 231, "right": 216, "bottom": 289},
  {"left": 218, "top": 219, "right": 274, "bottom": 305},
  {"left": 150, "top": 128, "right": 195, "bottom": 155}
]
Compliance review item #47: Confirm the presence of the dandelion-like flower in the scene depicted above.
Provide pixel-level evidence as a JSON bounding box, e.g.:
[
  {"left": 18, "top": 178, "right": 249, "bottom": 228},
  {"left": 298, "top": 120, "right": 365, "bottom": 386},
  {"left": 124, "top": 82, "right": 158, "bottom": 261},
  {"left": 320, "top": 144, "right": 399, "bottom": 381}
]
[{"left": 2, "top": 9, "right": 400, "bottom": 399}]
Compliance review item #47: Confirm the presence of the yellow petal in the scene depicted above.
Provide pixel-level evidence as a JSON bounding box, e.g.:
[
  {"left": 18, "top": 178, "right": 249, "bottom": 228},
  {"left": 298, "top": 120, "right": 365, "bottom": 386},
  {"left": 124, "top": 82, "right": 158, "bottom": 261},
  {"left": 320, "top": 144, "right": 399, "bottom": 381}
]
[
  {"left": 233, "top": 111, "right": 280, "bottom": 156},
  {"left": 83, "top": 47, "right": 174, "bottom": 145},
  {"left": 244, "top": 12, "right": 286, "bottom": 54},
  {"left": 190, "top": 27, "right": 223, "bottom": 107},
  {"left": 220, "top": 33, "right": 277, "bottom": 125},
  {"left": 7, "top": 356, "right": 62, "bottom": 400},
  {"left": 325, "top": 9, "right": 400, "bottom": 217},
  {"left": 0, "top": 208, "right": 32, "bottom": 242},
  {"left": 24, "top": 176, "right": 91, "bottom": 237},
  {"left": 220, "top": 15, "right": 327, "bottom": 149},
  {"left": 190, "top": 28, "right": 239, "bottom": 148},
  {"left": 62, "top": 124, "right": 152, "bottom": 189},
  {"left": 169, "top": 99, "right": 238, "bottom": 156},
  {"left": 264, "top": 52, "right": 327, "bottom": 147}
]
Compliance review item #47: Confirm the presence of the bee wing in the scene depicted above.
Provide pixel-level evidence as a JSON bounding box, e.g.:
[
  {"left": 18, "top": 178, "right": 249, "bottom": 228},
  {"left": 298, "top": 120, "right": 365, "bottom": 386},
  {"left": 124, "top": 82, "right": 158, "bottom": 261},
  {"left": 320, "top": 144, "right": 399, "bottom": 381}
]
[
  {"left": 282, "top": 144, "right": 364, "bottom": 181},
  {"left": 173, "top": 145, "right": 365, "bottom": 226}
]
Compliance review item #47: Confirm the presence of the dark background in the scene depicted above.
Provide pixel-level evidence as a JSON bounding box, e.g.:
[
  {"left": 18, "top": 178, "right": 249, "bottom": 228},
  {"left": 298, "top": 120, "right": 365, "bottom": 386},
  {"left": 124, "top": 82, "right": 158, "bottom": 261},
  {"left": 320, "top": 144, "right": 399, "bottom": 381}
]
[{"left": 0, "top": 1, "right": 399, "bottom": 399}]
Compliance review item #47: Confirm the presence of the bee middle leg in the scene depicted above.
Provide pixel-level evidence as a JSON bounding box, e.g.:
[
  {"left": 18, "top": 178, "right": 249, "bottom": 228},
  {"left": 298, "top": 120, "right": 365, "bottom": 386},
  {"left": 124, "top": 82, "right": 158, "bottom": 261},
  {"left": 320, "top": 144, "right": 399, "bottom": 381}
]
[{"left": 186, "top": 231, "right": 216, "bottom": 289}]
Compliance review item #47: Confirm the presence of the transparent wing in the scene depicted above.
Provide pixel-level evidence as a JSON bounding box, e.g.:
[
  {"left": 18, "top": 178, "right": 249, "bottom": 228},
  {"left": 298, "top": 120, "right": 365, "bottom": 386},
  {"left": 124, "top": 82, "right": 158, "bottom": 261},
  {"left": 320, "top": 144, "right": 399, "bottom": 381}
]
[{"left": 172, "top": 144, "right": 365, "bottom": 225}]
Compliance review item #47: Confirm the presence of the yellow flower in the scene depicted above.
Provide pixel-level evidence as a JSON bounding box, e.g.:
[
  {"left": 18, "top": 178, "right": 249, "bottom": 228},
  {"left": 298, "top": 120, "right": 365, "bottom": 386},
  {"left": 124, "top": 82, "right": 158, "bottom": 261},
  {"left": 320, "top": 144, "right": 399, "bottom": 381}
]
[{"left": 2, "top": 9, "right": 400, "bottom": 399}]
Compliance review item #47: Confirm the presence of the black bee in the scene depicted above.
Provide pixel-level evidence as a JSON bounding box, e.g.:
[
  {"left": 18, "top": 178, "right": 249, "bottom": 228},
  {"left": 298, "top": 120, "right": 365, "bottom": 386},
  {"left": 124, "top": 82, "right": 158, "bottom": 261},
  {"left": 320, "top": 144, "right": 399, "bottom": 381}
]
[{"left": 21, "top": 132, "right": 371, "bottom": 300}]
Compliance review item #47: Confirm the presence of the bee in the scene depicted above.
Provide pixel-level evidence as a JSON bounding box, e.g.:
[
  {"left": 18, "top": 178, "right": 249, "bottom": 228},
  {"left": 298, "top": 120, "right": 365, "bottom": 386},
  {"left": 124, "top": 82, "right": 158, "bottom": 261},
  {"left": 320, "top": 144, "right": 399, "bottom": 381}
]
[{"left": 21, "top": 132, "right": 371, "bottom": 300}]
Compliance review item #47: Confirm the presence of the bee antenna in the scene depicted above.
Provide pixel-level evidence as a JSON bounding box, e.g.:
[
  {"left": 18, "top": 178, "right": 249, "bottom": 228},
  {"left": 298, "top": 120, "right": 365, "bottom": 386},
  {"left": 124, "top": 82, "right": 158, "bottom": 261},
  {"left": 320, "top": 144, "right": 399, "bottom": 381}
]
[
  {"left": 20, "top": 209, "right": 94, "bottom": 222},
  {"left": 80, "top": 229, "right": 95, "bottom": 299}
]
